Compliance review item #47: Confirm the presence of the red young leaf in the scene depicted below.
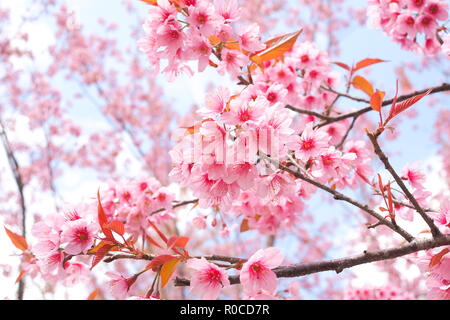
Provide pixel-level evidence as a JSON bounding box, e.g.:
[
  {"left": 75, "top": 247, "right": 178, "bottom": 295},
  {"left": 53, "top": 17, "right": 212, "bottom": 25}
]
[
  {"left": 429, "top": 248, "right": 450, "bottom": 268},
  {"left": 146, "top": 234, "right": 163, "bottom": 249},
  {"left": 167, "top": 236, "right": 189, "bottom": 250},
  {"left": 4, "top": 226, "right": 28, "bottom": 251},
  {"left": 147, "top": 220, "right": 168, "bottom": 244},
  {"left": 332, "top": 61, "right": 351, "bottom": 71},
  {"left": 377, "top": 174, "right": 384, "bottom": 194},
  {"left": 97, "top": 190, "right": 114, "bottom": 240},
  {"left": 147, "top": 254, "right": 177, "bottom": 271},
  {"left": 353, "top": 58, "right": 387, "bottom": 72},
  {"left": 106, "top": 220, "right": 125, "bottom": 236}
]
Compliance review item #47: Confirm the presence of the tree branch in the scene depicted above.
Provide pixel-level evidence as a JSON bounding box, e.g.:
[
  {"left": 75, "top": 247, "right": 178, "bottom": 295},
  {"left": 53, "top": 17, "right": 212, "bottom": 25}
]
[
  {"left": 174, "top": 234, "right": 450, "bottom": 287},
  {"left": 367, "top": 132, "right": 442, "bottom": 238}
]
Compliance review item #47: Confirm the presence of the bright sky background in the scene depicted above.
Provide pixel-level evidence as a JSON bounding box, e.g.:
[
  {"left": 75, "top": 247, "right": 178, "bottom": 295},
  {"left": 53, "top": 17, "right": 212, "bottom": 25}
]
[{"left": 0, "top": 0, "right": 449, "bottom": 299}]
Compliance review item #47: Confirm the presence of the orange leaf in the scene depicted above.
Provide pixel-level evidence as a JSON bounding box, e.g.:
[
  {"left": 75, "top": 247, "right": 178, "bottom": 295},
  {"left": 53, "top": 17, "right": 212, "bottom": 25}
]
[
  {"left": 250, "top": 29, "right": 302, "bottom": 68},
  {"left": 429, "top": 248, "right": 450, "bottom": 268},
  {"left": 167, "top": 236, "right": 189, "bottom": 250},
  {"left": 160, "top": 258, "right": 180, "bottom": 289},
  {"left": 352, "top": 75, "right": 374, "bottom": 96},
  {"left": 386, "top": 183, "right": 394, "bottom": 215},
  {"left": 370, "top": 90, "right": 385, "bottom": 112},
  {"left": 15, "top": 270, "right": 26, "bottom": 283},
  {"left": 386, "top": 88, "right": 432, "bottom": 124},
  {"left": 87, "top": 288, "right": 100, "bottom": 300},
  {"left": 4, "top": 226, "right": 28, "bottom": 251},
  {"left": 353, "top": 58, "right": 387, "bottom": 72},
  {"left": 88, "top": 240, "right": 116, "bottom": 254},
  {"left": 190, "top": 201, "right": 199, "bottom": 211}
]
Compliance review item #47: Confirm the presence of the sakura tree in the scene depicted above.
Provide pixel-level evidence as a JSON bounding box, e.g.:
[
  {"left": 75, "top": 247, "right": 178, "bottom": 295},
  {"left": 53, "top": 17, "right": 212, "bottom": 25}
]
[{"left": 1, "top": 0, "right": 450, "bottom": 300}]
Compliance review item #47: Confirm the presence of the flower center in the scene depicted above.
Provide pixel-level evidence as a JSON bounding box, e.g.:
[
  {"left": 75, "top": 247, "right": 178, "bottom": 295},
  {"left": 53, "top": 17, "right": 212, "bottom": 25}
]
[
  {"left": 301, "top": 138, "right": 314, "bottom": 151},
  {"left": 429, "top": 5, "right": 438, "bottom": 14},
  {"left": 406, "top": 17, "right": 414, "bottom": 26},
  {"left": 267, "top": 92, "right": 276, "bottom": 102},
  {"left": 77, "top": 230, "right": 88, "bottom": 242},
  {"left": 197, "top": 14, "right": 207, "bottom": 24},
  {"left": 170, "top": 30, "right": 179, "bottom": 39}
]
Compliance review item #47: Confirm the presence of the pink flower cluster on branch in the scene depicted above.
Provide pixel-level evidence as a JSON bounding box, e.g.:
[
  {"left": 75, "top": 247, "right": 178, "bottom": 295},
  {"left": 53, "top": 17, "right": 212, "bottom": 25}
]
[{"left": 367, "top": 0, "right": 449, "bottom": 56}]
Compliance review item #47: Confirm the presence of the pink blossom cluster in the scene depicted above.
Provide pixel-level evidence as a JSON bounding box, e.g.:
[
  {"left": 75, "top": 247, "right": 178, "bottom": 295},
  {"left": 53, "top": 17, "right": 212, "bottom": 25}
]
[
  {"left": 94, "top": 177, "right": 175, "bottom": 237},
  {"left": 24, "top": 176, "right": 176, "bottom": 287},
  {"left": 254, "top": 41, "right": 341, "bottom": 113},
  {"left": 138, "top": 0, "right": 265, "bottom": 80},
  {"left": 169, "top": 82, "right": 366, "bottom": 234},
  {"left": 344, "top": 284, "right": 414, "bottom": 300},
  {"left": 367, "top": 0, "right": 448, "bottom": 55}
]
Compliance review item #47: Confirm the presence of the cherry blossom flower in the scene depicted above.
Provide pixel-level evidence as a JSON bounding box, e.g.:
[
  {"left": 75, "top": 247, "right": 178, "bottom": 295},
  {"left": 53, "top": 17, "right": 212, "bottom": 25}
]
[
  {"left": 287, "top": 122, "right": 330, "bottom": 162},
  {"left": 186, "top": 257, "right": 230, "bottom": 299},
  {"left": 217, "top": 48, "right": 249, "bottom": 79},
  {"left": 60, "top": 219, "right": 97, "bottom": 255},
  {"left": 186, "top": 0, "right": 220, "bottom": 37},
  {"left": 237, "top": 23, "right": 265, "bottom": 52},
  {"left": 240, "top": 247, "right": 284, "bottom": 296},
  {"left": 106, "top": 272, "right": 138, "bottom": 300}
]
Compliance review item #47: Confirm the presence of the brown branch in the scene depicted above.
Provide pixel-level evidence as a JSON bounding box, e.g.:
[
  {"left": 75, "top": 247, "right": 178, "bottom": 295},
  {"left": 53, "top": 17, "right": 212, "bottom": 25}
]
[
  {"left": 367, "top": 133, "right": 442, "bottom": 238},
  {"left": 103, "top": 253, "right": 244, "bottom": 264},
  {"left": 149, "top": 199, "right": 199, "bottom": 216},
  {"left": 335, "top": 115, "right": 359, "bottom": 149},
  {"left": 174, "top": 234, "right": 450, "bottom": 286}
]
